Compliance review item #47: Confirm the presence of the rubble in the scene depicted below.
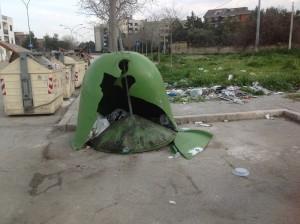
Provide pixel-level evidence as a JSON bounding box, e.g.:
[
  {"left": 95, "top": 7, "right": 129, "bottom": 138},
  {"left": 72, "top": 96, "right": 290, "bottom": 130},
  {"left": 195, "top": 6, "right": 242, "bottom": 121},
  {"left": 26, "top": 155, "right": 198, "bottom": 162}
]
[{"left": 166, "top": 82, "right": 274, "bottom": 104}]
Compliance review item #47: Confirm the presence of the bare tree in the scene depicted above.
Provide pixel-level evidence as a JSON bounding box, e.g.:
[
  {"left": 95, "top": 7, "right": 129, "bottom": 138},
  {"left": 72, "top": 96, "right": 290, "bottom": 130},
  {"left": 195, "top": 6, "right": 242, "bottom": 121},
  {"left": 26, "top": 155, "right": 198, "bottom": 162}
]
[
  {"left": 161, "top": 7, "right": 179, "bottom": 68},
  {"left": 79, "top": 0, "right": 151, "bottom": 52},
  {"left": 144, "top": 12, "right": 162, "bottom": 62}
]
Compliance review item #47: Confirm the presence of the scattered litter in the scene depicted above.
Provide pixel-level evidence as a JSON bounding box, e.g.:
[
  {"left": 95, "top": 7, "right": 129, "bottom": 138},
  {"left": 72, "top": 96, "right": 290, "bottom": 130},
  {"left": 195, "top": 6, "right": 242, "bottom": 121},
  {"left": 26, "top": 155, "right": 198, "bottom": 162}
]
[
  {"left": 167, "top": 89, "right": 184, "bottom": 97},
  {"left": 198, "top": 67, "right": 204, "bottom": 71},
  {"left": 195, "top": 121, "right": 212, "bottom": 127},
  {"left": 224, "top": 120, "right": 229, "bottom": 122},
  {"left": 240, "top": 69, "right": 247, "bottom": 73},
  {"left": 179, "top": 127, "right": 190, "bottom": 131},
  {"left": 190, "top": 88, "right": 203, "bottom": 97},
  {"left": 274, "top": 92, "right": 284, "bottom": 95},
  {"left": 168, "top": 152, "right": 180, "bottom": 159},
  {"left": 169, "top": 200, "right": 177, "bottom": 205},
  {"left": 228, "top": 74, "right": 234, "bottom": 80},
  {"left": 167, "top": 82, "right": 274, "bottom": 104},
  {"left": 251, "top": 82, "right": 271, "bottom": 95},
  {"left": 122, "top": 147, "right": 131, "bottom": 154},
  {"left": 203, "top": 70, "right": 209, "bottom": 73},
  {"left": 188, "top": 147, "right": 204, "bottom": 156},
  {"left": 265, "top": 114, "right": 274, "bottom": 120},
  {"left": 232, "top": 168, "right": 250, "bottom": 177}
]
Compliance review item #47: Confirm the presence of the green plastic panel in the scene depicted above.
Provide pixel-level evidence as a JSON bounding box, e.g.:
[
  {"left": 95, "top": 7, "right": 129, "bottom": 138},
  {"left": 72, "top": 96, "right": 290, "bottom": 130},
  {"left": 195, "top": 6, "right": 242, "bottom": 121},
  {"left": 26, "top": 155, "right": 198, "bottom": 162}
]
[
  {"left": 90, "top": 115, "right": 176, "bottom": 154},
  {"left": 172, "top": 130, "right": 213, "bottom": 160}
]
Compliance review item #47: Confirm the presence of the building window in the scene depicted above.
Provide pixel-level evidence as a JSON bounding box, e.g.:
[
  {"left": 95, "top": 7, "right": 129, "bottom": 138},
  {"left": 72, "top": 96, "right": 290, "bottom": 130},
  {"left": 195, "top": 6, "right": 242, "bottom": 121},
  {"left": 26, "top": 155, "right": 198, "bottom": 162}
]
[{"left": 10, "top": 25, "right": 12, "bottom": 31}]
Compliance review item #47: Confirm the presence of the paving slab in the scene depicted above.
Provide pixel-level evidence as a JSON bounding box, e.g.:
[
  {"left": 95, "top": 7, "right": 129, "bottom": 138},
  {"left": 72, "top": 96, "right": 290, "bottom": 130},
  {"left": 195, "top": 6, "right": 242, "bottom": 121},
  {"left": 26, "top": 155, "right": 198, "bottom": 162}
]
[{"left": 2, "top": 119, "right": 300, "bottom": 224}]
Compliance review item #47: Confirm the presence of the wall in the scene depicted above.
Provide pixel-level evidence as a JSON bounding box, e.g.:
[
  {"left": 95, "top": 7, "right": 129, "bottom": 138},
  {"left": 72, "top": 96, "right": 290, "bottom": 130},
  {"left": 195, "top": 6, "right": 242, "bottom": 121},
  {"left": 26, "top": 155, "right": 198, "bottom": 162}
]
[{"left": 171, "top": 42, "right": 299, "bottom": 54}]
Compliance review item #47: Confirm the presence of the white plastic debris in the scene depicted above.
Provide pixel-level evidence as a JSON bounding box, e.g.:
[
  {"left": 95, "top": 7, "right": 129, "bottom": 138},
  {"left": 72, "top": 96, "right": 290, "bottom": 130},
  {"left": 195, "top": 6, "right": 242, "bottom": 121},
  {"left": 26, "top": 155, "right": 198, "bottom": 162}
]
[
  {"left": 240, "top": 70, "right": 247, "bottom": 73},
  {"left": 204, "top": 70, "right": 209, "bottom": 73},
  {"left": 198, "top": 67, "right": 204, "bottom": 71},
  {"left": 232, "top": 168, "right": 250, "bottom": 177},
  {"left": 168, "top": 152, "right": 180, "bottom": 159},
  {"left": 195, "top": 121, "right": 212, "bottom": 127},
  {"left": 188, "top": 147, "right": 204, "bottom": 156},
  {"left": 252, "top": 82, "right": 271, "bottom": 95},
  {"left": 224, "top": 120, "right": 229, "bottom": 122},
  {"left": 265, "top": 114, "right": 274, "bottom": 120},
  {"left": 88, "top": 115, "right": 110, "bottom": 139},
  {"left": 190, "top": 88, "right": 203, "bottom": 97},
  {"left": 169, "top": 200, "right": 177, "bottom": 205},
  {"left": 233, "top": 98, "right": 244, "bottom": 104},
  {"left": 228, "top": 74, "right": 234, "bottom": 81}
]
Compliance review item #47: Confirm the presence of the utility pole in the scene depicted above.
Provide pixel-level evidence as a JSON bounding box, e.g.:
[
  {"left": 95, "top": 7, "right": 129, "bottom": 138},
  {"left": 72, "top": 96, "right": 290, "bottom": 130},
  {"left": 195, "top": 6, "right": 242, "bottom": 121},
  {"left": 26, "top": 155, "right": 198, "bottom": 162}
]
[
  {"left": 255, "top": 0, "right": 261, "bottom": 52},
  {"left": 288, "top": 0, "right": 295, "bottom": 50}
]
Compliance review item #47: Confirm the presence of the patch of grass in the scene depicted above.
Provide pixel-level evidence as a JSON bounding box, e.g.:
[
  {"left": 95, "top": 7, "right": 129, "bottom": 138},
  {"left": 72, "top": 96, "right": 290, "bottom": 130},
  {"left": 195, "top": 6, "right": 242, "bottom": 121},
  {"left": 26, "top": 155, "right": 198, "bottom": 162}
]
[{"left": 155, "top": 51, "right": 300, "bottom": 91}]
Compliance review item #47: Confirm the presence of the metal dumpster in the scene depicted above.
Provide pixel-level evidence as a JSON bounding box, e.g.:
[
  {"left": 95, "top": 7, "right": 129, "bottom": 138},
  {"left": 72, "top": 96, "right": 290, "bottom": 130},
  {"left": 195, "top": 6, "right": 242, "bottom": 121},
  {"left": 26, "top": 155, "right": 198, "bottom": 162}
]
[
  {"left": 51, "top": 57, "right": 75, "bottom": 99},
  {"left": 0, "top": 42, "right": 63, "bottom": 115},
  {"left": 63, "top": 56, "right": 85, "bottom": 88}
]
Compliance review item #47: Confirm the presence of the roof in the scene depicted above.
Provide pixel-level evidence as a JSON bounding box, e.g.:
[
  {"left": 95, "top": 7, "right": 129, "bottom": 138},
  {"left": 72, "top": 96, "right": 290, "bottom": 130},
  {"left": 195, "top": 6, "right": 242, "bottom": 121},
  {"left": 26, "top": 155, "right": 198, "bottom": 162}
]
[
  {"left": 204, "top": 7, "right": 251, "bottom": 18},
  {"left": 0, "top": 41, "right": 30, "bottom": 54}
]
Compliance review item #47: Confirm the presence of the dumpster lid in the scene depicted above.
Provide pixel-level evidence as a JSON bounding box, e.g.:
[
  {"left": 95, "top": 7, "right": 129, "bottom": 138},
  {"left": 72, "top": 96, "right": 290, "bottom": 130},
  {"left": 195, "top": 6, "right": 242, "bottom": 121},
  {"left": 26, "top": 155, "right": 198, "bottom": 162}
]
[{"left": 0, "top": 41, "right": 31, "bottom": 63}]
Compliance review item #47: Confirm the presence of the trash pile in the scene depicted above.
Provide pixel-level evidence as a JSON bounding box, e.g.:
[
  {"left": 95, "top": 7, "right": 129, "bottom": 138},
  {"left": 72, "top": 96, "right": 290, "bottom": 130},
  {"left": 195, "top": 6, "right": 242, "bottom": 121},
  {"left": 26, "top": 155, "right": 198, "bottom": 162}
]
[{"left": 166, "top": 82, "right": 274, "bottom": 104}]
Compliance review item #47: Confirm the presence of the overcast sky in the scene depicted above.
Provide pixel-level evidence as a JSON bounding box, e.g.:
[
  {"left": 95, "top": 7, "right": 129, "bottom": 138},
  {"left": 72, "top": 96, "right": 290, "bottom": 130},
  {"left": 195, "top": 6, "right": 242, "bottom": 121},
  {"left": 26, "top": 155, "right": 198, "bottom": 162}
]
[{"left": 1, "top": 0, "right": 299, "bottom": 42}]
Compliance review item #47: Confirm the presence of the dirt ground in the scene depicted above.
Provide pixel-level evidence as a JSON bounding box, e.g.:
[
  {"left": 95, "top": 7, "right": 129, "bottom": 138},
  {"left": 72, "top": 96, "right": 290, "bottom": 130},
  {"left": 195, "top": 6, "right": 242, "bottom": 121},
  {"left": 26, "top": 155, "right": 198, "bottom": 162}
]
[{"left": 1, "top": 114, "right": 300, "bottom": 223}]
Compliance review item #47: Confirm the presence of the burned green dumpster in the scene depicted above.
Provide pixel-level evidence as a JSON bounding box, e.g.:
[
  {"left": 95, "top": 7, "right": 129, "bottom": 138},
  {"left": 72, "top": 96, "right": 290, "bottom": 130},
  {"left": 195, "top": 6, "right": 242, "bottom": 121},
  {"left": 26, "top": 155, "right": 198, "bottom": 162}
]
[{"left": 72, "top": 52, "right": 212, "bottom": 159}]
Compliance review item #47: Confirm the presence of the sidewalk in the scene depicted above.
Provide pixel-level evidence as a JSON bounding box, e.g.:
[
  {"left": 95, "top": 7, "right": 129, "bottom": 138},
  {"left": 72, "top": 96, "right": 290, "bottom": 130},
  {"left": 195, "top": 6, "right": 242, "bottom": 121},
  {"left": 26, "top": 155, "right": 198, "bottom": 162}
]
[{"left": 57, "top": 94, "right": 300, "bottom": 131}]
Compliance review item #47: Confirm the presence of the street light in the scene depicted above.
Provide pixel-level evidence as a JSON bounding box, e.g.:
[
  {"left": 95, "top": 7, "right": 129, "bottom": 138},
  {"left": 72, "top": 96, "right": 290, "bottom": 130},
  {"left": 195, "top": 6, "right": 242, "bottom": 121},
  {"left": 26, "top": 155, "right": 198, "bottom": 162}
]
[
  {"left": 288, "top": 0, "right": 295, "bottom": 50},
  {"left": 59, "top": 24, "right": 84, "bottom": 49},
  {"left": 21, "top": 0, "right": 32, "bottom": 50}
]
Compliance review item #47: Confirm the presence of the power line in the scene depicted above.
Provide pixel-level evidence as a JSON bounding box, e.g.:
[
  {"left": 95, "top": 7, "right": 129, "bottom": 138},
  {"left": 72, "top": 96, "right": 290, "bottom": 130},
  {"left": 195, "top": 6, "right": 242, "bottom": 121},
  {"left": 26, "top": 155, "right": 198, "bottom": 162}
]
[{"left": 213, "top": 0, "right": 234, "bottom": 9}]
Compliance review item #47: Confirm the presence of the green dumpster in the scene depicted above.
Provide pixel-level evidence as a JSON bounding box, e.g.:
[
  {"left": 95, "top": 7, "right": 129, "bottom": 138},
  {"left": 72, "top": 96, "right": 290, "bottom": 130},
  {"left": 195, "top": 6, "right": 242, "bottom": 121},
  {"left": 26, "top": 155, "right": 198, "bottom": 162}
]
[{"left": 72, "top": 52, "right": 212, "bottom": 159}]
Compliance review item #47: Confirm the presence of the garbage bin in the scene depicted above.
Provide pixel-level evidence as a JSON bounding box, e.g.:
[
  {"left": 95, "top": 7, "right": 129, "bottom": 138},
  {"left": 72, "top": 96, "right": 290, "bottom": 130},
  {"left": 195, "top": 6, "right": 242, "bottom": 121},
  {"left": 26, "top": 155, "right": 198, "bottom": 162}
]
[
  {"left": 51, "top": 57, "right": 75, "bottom": 99},
  {"left": 0, "top": 51, "right": 64, "bottom": 115},
  {"left": 63, "top": 56, "right": 85, "bottom": 88}
]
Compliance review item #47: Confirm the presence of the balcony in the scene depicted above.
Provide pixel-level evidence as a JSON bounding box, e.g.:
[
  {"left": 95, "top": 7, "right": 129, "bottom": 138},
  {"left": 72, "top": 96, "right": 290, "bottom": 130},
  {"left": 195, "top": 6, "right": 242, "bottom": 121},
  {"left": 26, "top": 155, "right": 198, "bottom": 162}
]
[{"left": 3, "top": 29, "right": 8, "bottom": 35}]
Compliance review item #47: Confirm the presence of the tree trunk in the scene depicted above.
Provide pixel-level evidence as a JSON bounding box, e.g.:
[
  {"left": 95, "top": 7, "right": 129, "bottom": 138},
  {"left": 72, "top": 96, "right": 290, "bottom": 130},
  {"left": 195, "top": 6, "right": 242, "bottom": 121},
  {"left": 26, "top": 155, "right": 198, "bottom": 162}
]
[
  {"left": 151, "top": 39, "right": 153, "bottom": 60},
  {"left": 146, "top": 41, "right": 148, "bottom": 56},
  {"left": 108, "top": 0, "right": 118, "bottom": 52}
]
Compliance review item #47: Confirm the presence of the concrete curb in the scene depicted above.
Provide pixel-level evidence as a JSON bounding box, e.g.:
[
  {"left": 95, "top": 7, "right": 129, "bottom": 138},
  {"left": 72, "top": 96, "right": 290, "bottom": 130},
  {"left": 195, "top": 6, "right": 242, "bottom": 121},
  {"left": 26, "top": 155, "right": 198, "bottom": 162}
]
[
  {"left": 175, "top": 109, "right": 284, "bottom": 124},
  {"left": 55, "top": 108, "right": 300, "bottom": 132}
]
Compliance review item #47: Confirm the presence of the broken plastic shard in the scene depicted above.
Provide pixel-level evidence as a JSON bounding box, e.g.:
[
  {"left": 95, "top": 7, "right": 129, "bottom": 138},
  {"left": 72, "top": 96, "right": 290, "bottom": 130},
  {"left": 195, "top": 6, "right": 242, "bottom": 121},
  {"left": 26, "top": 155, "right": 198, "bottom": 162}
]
[
  {"left": 88, "top": 115, "right": 110, "bottom": 140},
  {"left": 195, "top": 121, "right": 212, "bottom": 127},
  {"left": 169, "top": 200, "right": 176, "bottom": 205},
  {"left": 232, "top": 168, "right": 250, "bottom": 177},
  {"left": 188, "top": 147, "right": 204, "bottom": 156}
]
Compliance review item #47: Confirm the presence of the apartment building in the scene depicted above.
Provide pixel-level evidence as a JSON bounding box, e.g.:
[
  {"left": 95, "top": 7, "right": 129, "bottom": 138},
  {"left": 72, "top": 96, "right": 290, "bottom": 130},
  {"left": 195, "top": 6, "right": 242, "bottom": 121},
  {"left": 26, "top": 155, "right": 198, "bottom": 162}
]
[{"left": 0, "top": 15, "right": 15, "bottom": 61}]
